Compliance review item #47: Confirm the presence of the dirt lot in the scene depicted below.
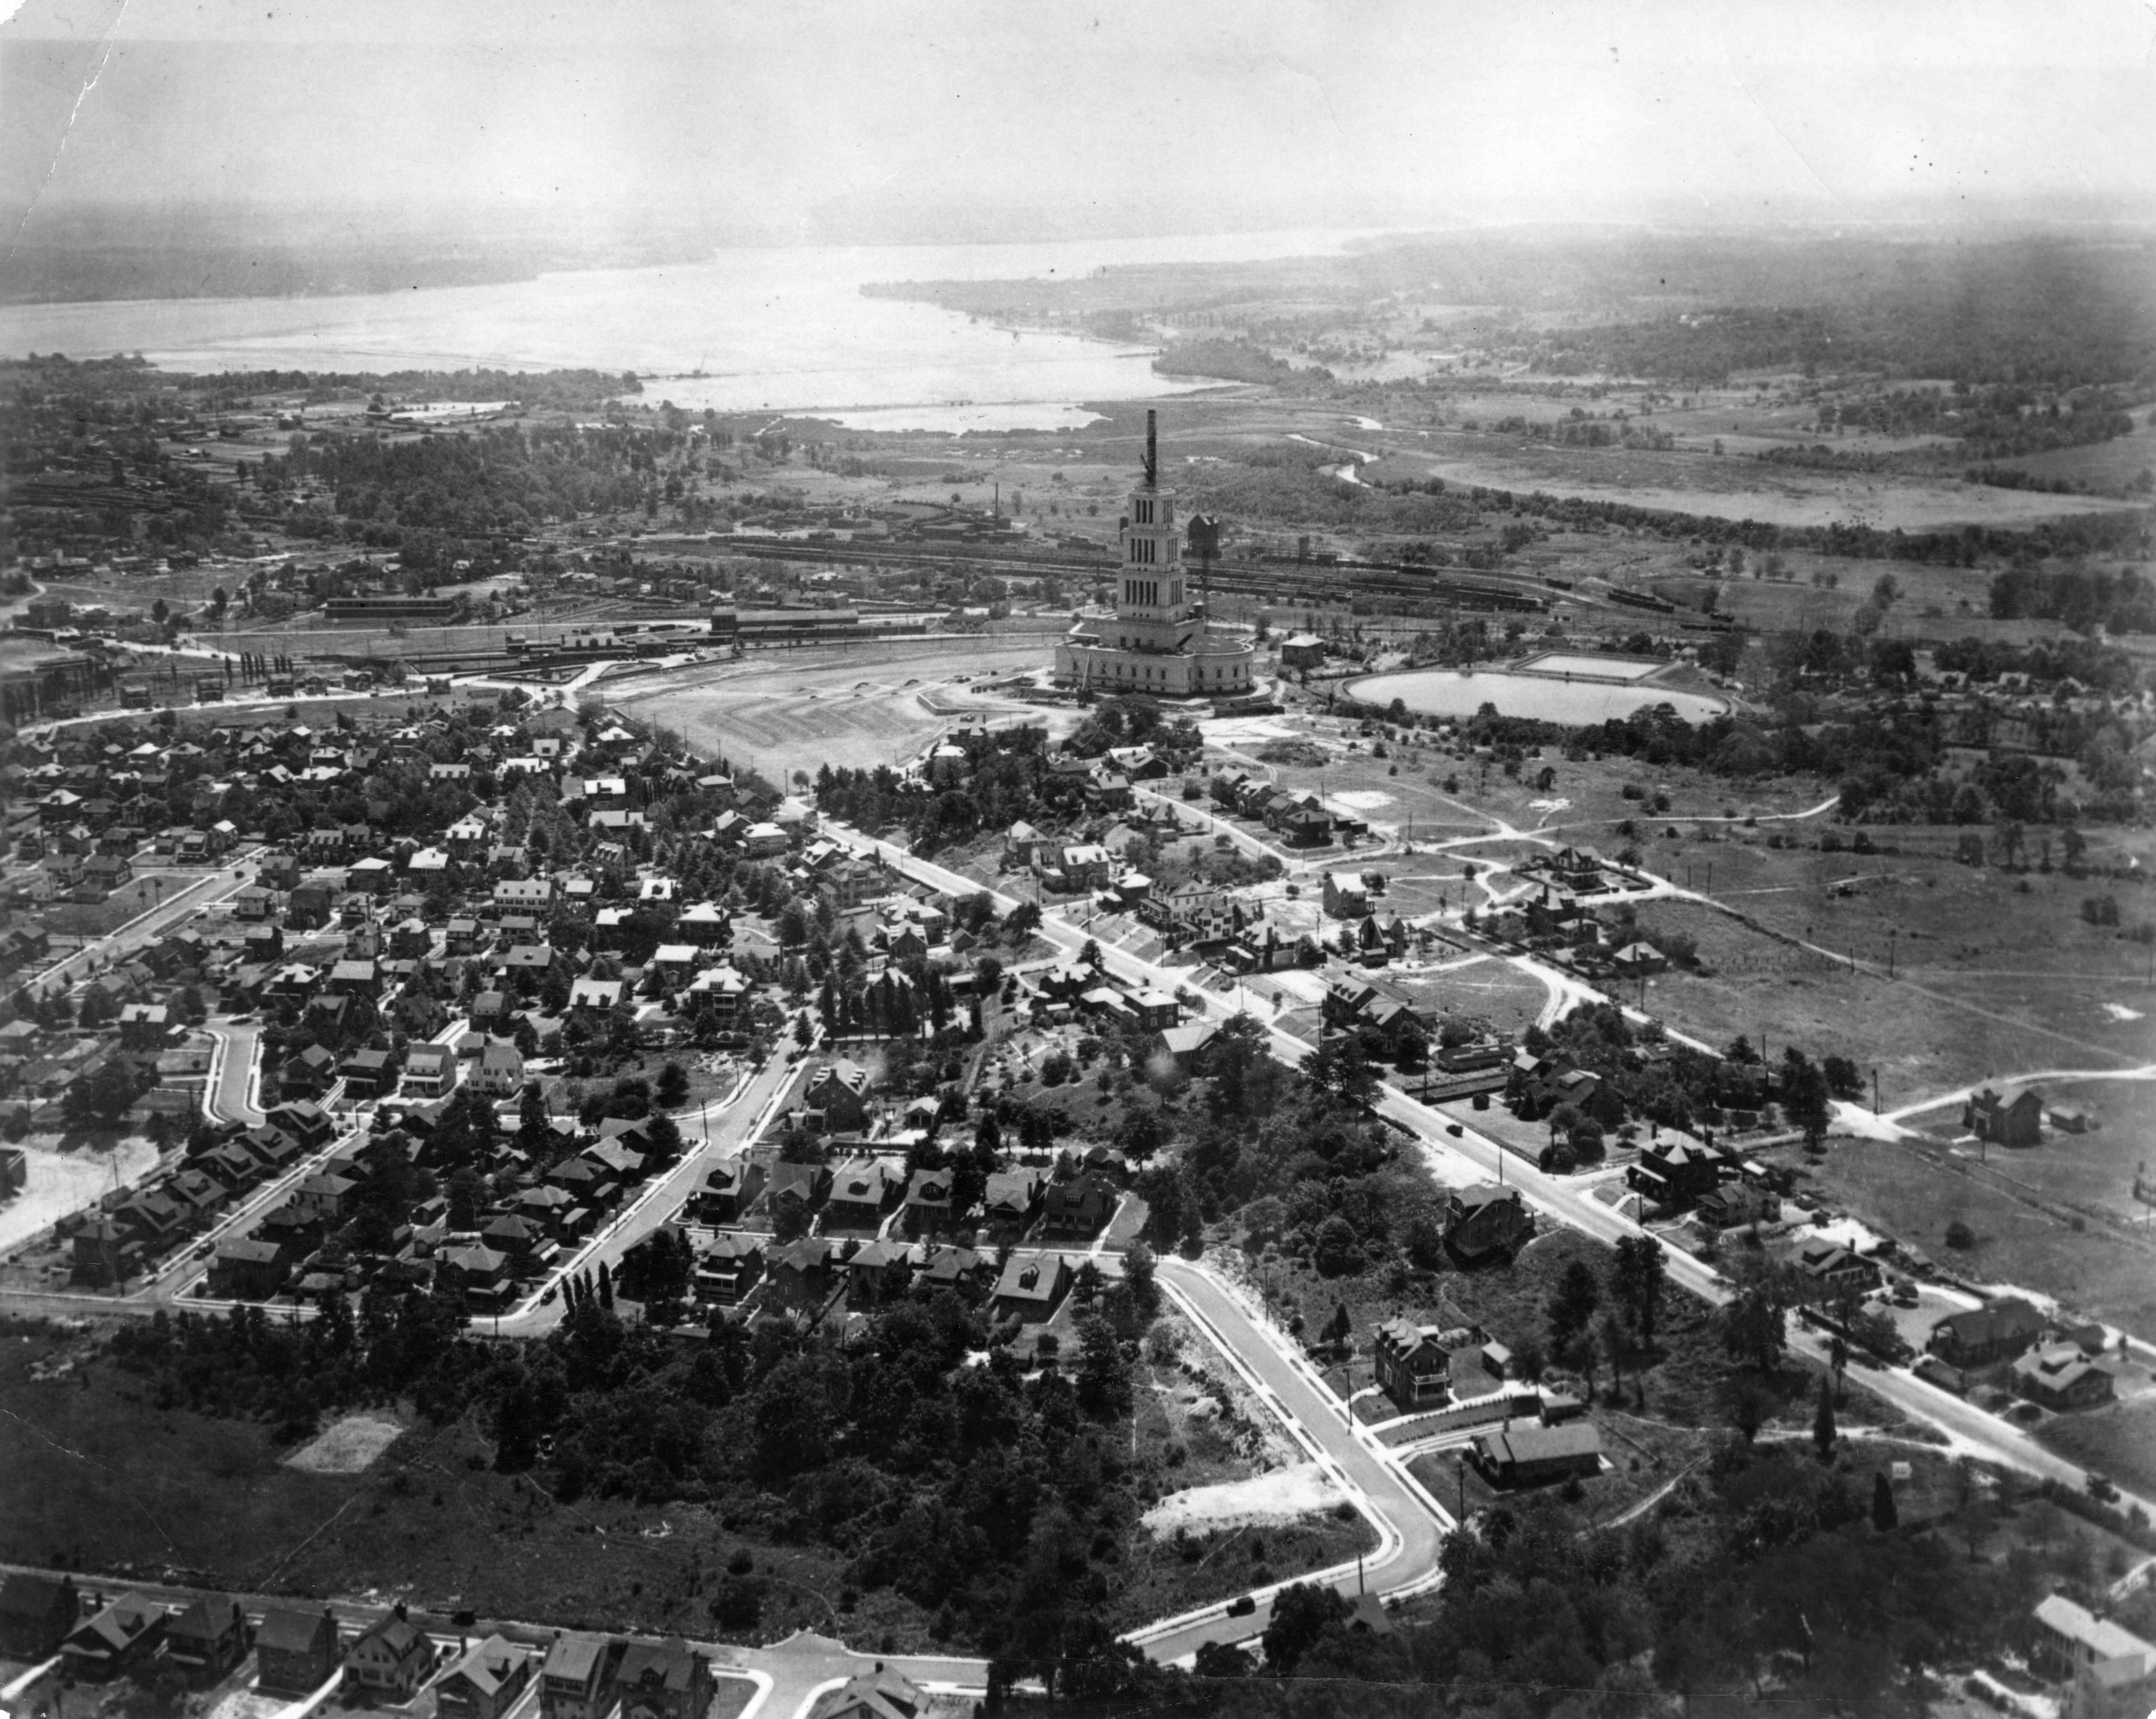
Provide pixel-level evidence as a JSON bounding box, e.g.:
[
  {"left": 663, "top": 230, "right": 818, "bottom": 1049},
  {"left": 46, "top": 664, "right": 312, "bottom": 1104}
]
[{"left": 613, "top": 640, "right": 1072, "bottom": 786}]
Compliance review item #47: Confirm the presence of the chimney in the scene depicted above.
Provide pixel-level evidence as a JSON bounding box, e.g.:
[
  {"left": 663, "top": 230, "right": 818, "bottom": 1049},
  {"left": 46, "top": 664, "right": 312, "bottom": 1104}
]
[{"left": 1144, "top": 410, "right": 1157, "bottom": 483}]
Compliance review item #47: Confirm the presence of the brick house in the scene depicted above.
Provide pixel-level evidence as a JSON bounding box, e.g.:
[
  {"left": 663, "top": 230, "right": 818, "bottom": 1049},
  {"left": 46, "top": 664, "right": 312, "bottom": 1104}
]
[
  {"left": 255, "top": 1606, "right": 343, "bottom": 1695},
  {"left": 0, "top": 1571, "right": 78, "bottom": 1660},
  {"left": 1372, "top": 1319, "right": 1453, "bottom": 1412},
  {"left": 166, "top": 1595, "right": 250, "bottom": 1681}
]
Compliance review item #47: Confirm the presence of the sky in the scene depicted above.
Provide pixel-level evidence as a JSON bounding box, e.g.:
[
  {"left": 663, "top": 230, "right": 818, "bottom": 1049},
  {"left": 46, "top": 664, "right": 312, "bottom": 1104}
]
[{"left": 3, "top": 0, "right": 2155, "bottom": 249}]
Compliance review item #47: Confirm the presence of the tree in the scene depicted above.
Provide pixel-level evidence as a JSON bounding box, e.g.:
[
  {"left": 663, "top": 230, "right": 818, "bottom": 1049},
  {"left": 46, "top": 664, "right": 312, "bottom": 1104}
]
[
  {"left": 1262, "top": 1582, "right": 1351, "bottom": 1673},
  {"left": 1812, "top": 1373, "right": 1837, "bottom": 1459},
  {"left": 655, "top": 1061, "right": 690, "bottom": 1110},
  {"left": 1074, "top": 1314, "right": 1130, "bottom": 1417},
  {"left": 1780, "top": 1048, "right": 1832, "bottom": 1145},
  {"left": 1612, "top": 1235, "right": 1667, "bottom": 1347},
  {"left": 1871, "top": 1471, "right": 1898, "bottom": 1531},
  {"left": 1548, "top": 1259, "right": 1601, "bottom": 1348},
  {"left": 1722, "top": 1283, "right": 1787, "bottom": 1372}
]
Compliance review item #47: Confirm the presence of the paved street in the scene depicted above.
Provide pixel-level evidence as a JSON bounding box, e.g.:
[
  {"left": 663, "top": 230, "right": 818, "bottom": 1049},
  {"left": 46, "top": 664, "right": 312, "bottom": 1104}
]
[
  {"left": 201, "top": 1019, "right": 267, "bottom": 1125},
  {"left": 495, "top": 1050, "right": 808, "bottom": 1337},
  {"left": 828, "top": 822, "right": 2156, "bottom": 1528},
  {"left": 1134, "top": 1258, "right": 1449, "bottom": 1661}
]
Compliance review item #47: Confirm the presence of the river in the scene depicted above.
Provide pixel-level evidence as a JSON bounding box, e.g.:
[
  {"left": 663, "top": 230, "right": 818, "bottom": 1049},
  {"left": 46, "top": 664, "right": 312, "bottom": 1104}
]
[{"left": 1, "top": 228, "right": 1375, "bottom": 426}]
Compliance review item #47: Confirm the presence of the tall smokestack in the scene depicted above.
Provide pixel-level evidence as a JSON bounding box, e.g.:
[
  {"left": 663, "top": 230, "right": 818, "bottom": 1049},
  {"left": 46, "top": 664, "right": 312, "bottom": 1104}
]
[{"left": 1145, "top": 410, "right": 1157, "bottom": 483}]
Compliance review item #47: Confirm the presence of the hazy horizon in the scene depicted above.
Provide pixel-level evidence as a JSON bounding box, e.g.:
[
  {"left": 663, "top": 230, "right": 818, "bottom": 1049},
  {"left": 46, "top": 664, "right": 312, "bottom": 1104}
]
[{"left": 5, "top": 0, "right": 2154, "bottom": 264}]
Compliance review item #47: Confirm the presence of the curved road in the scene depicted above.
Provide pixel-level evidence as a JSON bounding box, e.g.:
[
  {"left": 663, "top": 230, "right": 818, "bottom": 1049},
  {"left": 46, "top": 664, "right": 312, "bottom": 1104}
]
[
  {"left": 828, "top": 823, "right": 2156, "bottom": 1527},
  {"left": 1132, "top": 1259, "right": 1449, "bottom": 1661}
]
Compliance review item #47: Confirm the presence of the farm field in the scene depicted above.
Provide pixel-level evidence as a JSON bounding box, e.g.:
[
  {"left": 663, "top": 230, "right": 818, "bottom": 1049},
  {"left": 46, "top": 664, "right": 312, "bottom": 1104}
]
[{"left": 1392, "top": 433, "right": 2137, "bottom": 532}]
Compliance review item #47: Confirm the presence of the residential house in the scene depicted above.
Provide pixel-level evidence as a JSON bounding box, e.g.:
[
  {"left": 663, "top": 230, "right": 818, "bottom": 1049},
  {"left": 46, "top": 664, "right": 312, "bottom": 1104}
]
[
  {"left": 847, "top": 1240, "right": 911, "bottom": 1306},
  {"left": 210, "top": 1237, "right": 289, "bottom": 1301},
  {"left": 339, "top": 1048, "right": 395, "bottom": 1097},
  {"left": 1928, "top": 1299, "right": 2046, "bottom": 1370},
  {"left": 1627, "top": 1139, "right": 1724, "bottom": 1210},
  {"left": 1443, "top": 1184, "right": 1534, "bottom": 1266},
  {"left": 436, "top": 1636, "right": 532, "bottom": 1719},
  {"left": 1469, "top": 1421, "right": 1604, "bottom": 1489},
  {"left": 166, "top": 1596, "right": 251, "bottom": 1681},
  {"left": 63, "top": 1593, "right": 168, "bottom": 1681},
  {"left": 611, "top": 1639, "right": 715, "bottom": 1719},
  {"left": 255, "top": 1607, "right": 343, "bottom": 1696},
  {"left": 992, "top": 1252, "right": 1071, "bottom": 1324},
  {"left": 0, "top": 1572, "right": 78, "bottom": 1660},
  {"left": 826, "top": 1158, "right": 897, "bottom": 1230},
  {"left": 766, "top": 1238, "right": 834, "bottom": 1307},
  {"left": 2013, "top": 1343, "right": 2116, "bottom": 1411},
  {"left": 693, "top": 1233, "right": 766, "bottom": 1304},
  {"left": 474, "top": 1041, "right": 526, "bottom": 1096},
  {"left": 1793, "top": 1238, "right": 1881, "bottom": 1300},
  {"left": 403, "top": 1044, "right": 457, "bottom": 1098},
  {"left": 344, "top": 1609, "right": 435, "bottom": 1700},
  {"left": 902, "top": 1169, "right": 954, "bottom": 1237},
  {"left": 982, "top": 1169, "right": 1045, "bottom": 1242},
  {"left": 802, "top": 1061, "right": 871, "bottom": 1134},
  {"left": 1697, "top": 1183, "right": 1780, "bottom": 1229},
  {"left": 1040, "top": 1174, "right": 1113, "bottom": 1240},
  {"left": 697, "top": 1157, "right": 765, "bottom": 1225},
  {"left": 2032, "top": 1595, "right": 2156, "bottom": 1695},
  {"left": 539, "top": 1635, "right": 622, "bottom": 1719},
  {"left": 1965, "top": 1084, "right": 2045, "bottom": 1149},
  {"left": 1322, "top": 872, "right": 1371, "bottom": 919},
  {"left": 1372, "top": 1319, "right": 1453, "bottom": 1411},
  {"left": 810, "top": 1667, "right": 927, "bottom": 1719}
]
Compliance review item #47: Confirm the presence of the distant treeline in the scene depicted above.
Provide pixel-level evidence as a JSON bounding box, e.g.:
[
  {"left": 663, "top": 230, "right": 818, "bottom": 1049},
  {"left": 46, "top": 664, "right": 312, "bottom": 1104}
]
[
  {"left": 1378, "top": 474, "right": 2150, "bottom": 573},
  {"left": 1152, "top": 338, "right": 1333, "bottom": 389},
  {"left": 2, "top": 354, "right": 637, "bottom": 411}
]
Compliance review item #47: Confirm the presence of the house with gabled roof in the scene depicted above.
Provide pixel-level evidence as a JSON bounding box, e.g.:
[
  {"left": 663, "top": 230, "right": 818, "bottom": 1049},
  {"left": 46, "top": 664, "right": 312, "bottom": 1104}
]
[
  {"left": 166, "top": 1594, "right": 251, "bottom": 1680},
  {"left": 255, "top": 1605, "right": 344, "bottom": 1695},
  {"left": 345, "top": 1608, "right": 434, "bottom": 1699},
  {"left": 0, "top": 1571, "right": 78, "bottom": 1660},
  {"left": 539, "top": 1634, "right": 622, "bottom": 1719},
  {"left": 810, "top": 1666, "right": 927, "bottom": 1719},
  {"left": 436, "top": 1635, "right": 531, "bottom": 1719},
  {"left": 612, "top": 1638, "right": 714, "bottom": 1719},
  {"left": 63, "top": 1592, "right": 167, "bottom": 1680}
]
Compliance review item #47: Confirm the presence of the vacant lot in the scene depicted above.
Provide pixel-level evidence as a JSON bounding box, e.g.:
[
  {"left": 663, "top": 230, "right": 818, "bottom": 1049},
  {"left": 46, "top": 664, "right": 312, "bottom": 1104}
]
[
  {"left": 1627, "top": 831, "right": 2156, "bottom": 1103},
  {"left": 2033, "top": 1394, "right": 2156, "bottom": 1502},
  {"left": 1785, "top": 1139, "right": 2156, "bottom": 1340}
]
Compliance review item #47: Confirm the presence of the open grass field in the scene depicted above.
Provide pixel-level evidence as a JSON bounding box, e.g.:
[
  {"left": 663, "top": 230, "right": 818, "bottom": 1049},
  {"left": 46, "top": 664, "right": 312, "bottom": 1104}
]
[
  {"left": 613, "top": 640, "right": 1071, "bottom": 786},
  {"left": 1782, "top": 1139, "right": 2156, "bottom": 1340},
  {"left": 2033, "top": 1394, "right": 2156, "bottom": 1502},
  {"left": 1984, "top": 409, "right": 2156, "bottom": 494},
  {"left": 1625, "top": 829, "right": 2156, "bottom": 1102}
]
